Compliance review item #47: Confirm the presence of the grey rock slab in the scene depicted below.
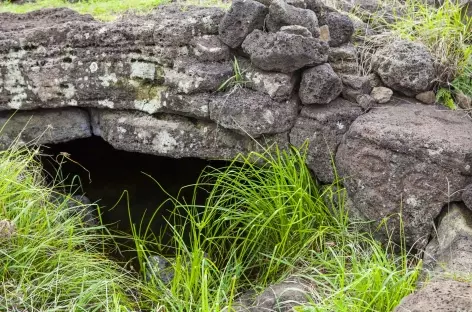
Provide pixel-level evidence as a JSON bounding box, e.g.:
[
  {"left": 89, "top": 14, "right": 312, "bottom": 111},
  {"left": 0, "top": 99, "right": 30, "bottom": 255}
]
[
  {"left": 328, "top": 43, "right": 358, "bottom": 63},
  {"left": 280, "top": 25, "right": 316, "bottom": 38},
  {"left": 290, "top": 98, "right": 363, "bottom": 183},
  {"left": 163, "top": 58, "right": 233, "bottom": 94},
  {"left": 242, "top": 29, "right": 329, "bottom": 73},
  {"left": 218, "top": 0, "right": 268, "bottom": 48},
  {"left": 423, "top": 203, "right": 472, "bottom": 278},
  {"left": 0, "top": 108, "right": 91, "bottom": 149},
  {"left": 209, "top": 88, "right": 298, "bottom": 137},
  {"left": 299, "top": 63, "right": 343, "bottom": 105},
  {"left": 373, "top": 40, "right": 435, "bottom": 96},
  {"left": 416, "top": 90, "right": 436, "bottom": 105},
  {"left": 394, "top": 280, "right": 472, "bottom": 312},
  {"left": 237, "top": 57, "right": 297, "bottom": 101},
  {"left": 323, "top": 12, "right": 354, "bottom": 47},
  {"left": 336, "top": 102, "right": 472, "bottom": 249},
  {"left": 91, "top": 109, "right": 256, "bottom": 159},
  {"left": 266, "top": 0, "right": 319, "bottom": 35}
]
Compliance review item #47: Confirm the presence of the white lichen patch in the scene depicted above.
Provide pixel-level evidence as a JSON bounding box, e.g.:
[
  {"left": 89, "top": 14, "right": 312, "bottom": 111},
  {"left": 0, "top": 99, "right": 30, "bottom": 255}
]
[
  {"left": 3, "top": 49, "right": 28, "bottom": 109},
  {"left": 263, "top": 110, "right": 275, "bottom": 125},
  {"left": 89, "top": 62, "right": 98, "bottom": 73},
  {"left": 99, "top": 72, "right": 118, "bottom": 87},
  {"left": 130, "top": 62, "right": 156, "bottom": 80},
  {"left": 163, "top": 68, "right": 204, "bottom": 94},
  {"left": 134, "top": 99, "right": 162, "bottom": 114},
  {"left": 98, "top": 99, "right": 115, "bottom": 109},
  {"left": 152, "top": 130, "right": 178, "bottom": 154},
  {"left": 336, "top": 121, "right": 345, "bottom": 130},
  {"left": 406, "top": 196, "right": 420, "bottom": 208},
  {"left": 68, "top": 99, "right": 78, "bottom": 106}
]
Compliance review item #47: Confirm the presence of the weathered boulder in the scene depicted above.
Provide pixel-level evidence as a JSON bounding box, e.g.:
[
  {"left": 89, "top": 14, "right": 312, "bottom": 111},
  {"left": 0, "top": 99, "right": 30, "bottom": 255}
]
[
  {"left": 0, "top": 108, "right": 91, "bottom": 150},
  {"left": 394, "top": 280, "right": 472, "bottom": 312},
  {"left": 290, "top": 98, "right": 363, "bottom": 183},
  {"left": 238, "top": 57, "right": 297, "bottom": 101},
  {"left": 373, "top": 40, "right": 435, "bottom": 96},
  {"left": 299, "top": 64, "right": 343, "bottom": 105},
  {"left": 322, "top": 12, "right": 354, "bottom": 47},
  {"left": 266, "top": 0, "right": 319, "bottom": 35},
  {"left": 209, "top": 89, "right": 298, "bottom": 137},
  {"left": 423, "top": 203, "right": 472, "bottom": 278},
  {"left": 336, "top": 102, "right": 472, "bottom": 248},
  {"left": 218, "top": 0, "right": 267, "bottom": 48},
  {"left": 415, "top": 90, "right": 436, "bottom": 105},
  {"left": 242, "top": 29, "right": 329, "bottom": 73}
]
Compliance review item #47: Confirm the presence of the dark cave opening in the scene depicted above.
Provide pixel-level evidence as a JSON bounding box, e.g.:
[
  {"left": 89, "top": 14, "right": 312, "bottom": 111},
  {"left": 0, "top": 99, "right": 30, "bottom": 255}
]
[{"left": 40, "top": 136, "right": 228, "bottom": 257}]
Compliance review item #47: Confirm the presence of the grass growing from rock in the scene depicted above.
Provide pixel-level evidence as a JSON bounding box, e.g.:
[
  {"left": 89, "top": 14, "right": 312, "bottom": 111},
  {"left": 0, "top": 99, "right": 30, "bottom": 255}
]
[{"left": 0, "top": 0, "right": 228, "bottom": 21}]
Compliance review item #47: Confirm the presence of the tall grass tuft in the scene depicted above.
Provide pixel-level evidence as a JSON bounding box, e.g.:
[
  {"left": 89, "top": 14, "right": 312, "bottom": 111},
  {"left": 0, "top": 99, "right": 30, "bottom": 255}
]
[
  {"left": 0, "top": 143, "right": 147, "bottom": 311},
  {"left": 134, "top": 144, "right": 421, "bottom": 311}
]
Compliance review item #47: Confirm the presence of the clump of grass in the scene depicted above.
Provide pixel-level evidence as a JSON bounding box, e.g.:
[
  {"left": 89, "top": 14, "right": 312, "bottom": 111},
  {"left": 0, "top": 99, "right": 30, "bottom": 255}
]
[
  {"left": 133, "top": 143, "right": 421, "bottom": 311},
  {"left": 391, "top": 0, "right": 472, "bottom": 84},
  {"left": 0, "top": 144, "right": 149, "bottom": 311},
  {"left": 217, "top": 57, "right": 249, "bottom": 92}
]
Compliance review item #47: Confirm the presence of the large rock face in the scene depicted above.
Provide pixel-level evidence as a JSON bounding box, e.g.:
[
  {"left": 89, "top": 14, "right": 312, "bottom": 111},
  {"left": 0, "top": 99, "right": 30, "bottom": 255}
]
[{"left": 336, "top": 102, "right": 472, "bottom": 248}]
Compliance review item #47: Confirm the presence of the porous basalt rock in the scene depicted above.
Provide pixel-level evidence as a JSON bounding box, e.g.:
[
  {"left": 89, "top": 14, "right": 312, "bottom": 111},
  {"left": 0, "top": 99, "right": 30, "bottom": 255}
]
[
  {"left": 299, "top": 63, "right": 343, "bottom": 104},
  {"left": 322, "top": 11, "right": 354, "bottom": 47},
  {"left": 241, "top": 29, "right": 329, "bottom": 73},
  {"left": 218, "top": 0, "right": 267, "bottom": 48},
  {"left": 373, "top": 40, "right": 435, "bottom": 96},
  {"left": 336, "top": 102, "right": 472, "bottom": 249},
  {"left": 266, "top": 0, "right": 319, "bottom": 35}
]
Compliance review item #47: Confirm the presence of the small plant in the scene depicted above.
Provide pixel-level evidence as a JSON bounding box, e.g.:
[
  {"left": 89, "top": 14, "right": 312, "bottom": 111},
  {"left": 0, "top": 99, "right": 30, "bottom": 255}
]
[
  {"left": 436, "top": 87, "right": 457, "bottom": 110},
  {"left": 217, "top": 57, "right": 249, "bottom": 92}
]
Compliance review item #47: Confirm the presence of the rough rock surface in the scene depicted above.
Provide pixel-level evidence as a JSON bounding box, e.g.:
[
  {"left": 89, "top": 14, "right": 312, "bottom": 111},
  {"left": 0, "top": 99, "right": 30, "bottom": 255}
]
[
  {"left": 336, "top": 102, "right": 472, "bottom": 248},
  {"left": 0, "top": 108, "right": 91, "bottom": 149},
  {"left": 242, "top": 29, "right": 329, "bottom": 73},
  {"left": 238, "top": 57, "right": 296, "bottom": 101},
  {"left": 373, "top": 40, "right": 435, "bottom": 96},
  {"left": 462, "top": 184, "right": 472, "bottom": 210},
  {"left": 266, "top": 0, "right": 319, "bottom": 35},
  {"left": 394, "top": 280, "right": 472, "bottom": 312},
  {"left": 91, "top": 109, "right": 288, "bottom": 159},
  {"left": 218, "top": 0, "right": 267, "bottom": 48},
  {"left": 423, "top": 203, "right": 472, "bottom": 278},
  {"left": 252, "top": 279, "right": 310, "bottom": 311},
  {"left": 209, "top": 88, "right": 298, "bottom": 137},
  {"left": 290, "top": 98, "right": 363, "bottom": 183},
  {"left": 299, "top": 64, "right": 343, "bottom": 104},
  {"left": 322, "top": 12, "right": 354, "bottom": 47}
]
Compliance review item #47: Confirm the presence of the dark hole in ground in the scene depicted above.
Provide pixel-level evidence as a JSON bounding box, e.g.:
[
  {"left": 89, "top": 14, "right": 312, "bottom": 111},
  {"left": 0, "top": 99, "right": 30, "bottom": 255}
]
[{"left": 40, "top": 136, "right": 228, "bottom": 261}]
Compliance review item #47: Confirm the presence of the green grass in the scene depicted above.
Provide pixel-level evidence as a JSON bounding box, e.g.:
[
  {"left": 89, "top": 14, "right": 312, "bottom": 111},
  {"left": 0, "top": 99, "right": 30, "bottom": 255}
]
[
  {"left": 217, "top": 57, "right": 249, "bottom": 92},
  {"left": 131, "top": 143, "right": 421, "bottom": 311},
  {"left": 0, "top": 143, "right": 152, "bottom": 311},
  {"left": 391, "top": 0, "right": 472, "bottom": 85},
  {"left": 0, "top": 0, "right": 229, "bottom": 21}
]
